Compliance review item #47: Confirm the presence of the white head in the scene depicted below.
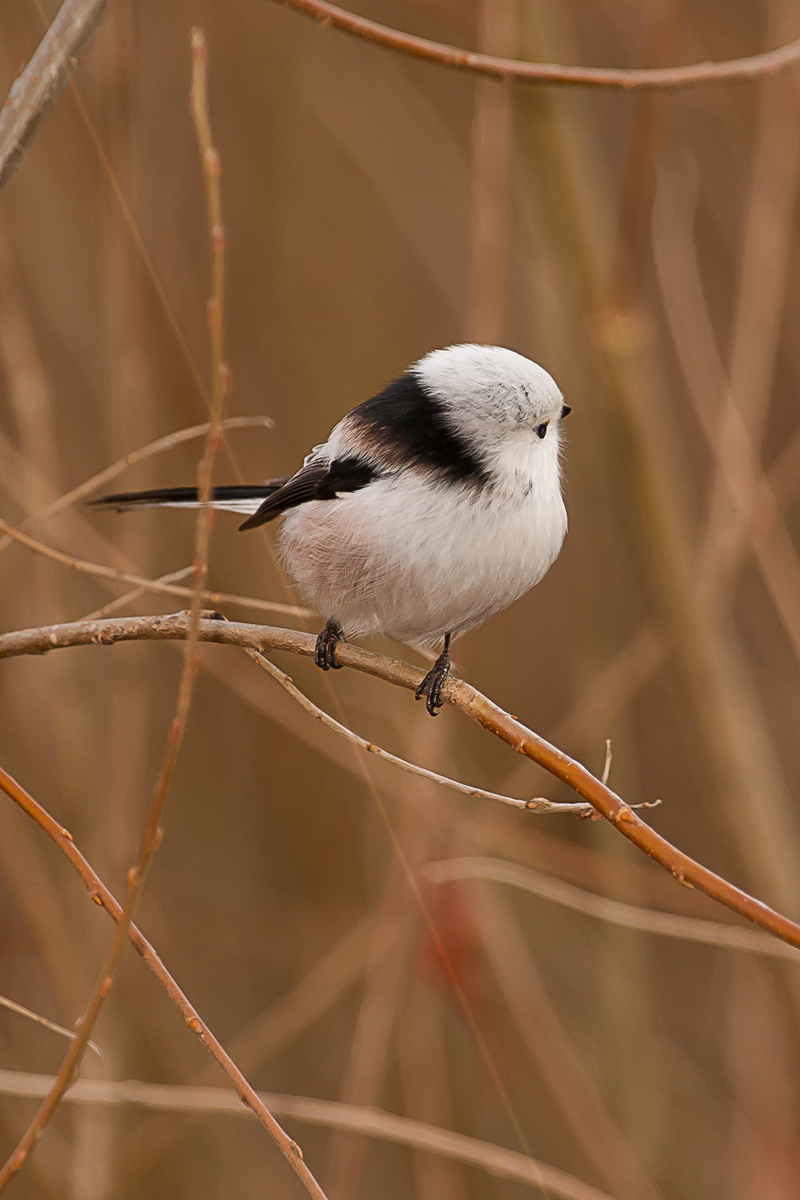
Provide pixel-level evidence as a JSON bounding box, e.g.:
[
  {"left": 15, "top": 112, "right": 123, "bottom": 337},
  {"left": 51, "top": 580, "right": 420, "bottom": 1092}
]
[{"left": 412, "top": 344, "right": 569, "bottom": 468}]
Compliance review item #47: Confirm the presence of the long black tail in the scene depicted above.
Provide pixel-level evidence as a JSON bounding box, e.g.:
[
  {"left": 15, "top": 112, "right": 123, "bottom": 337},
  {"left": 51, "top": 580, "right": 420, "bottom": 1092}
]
[{"left": 88, "top": 481, "right": 288, "bottom": 518}]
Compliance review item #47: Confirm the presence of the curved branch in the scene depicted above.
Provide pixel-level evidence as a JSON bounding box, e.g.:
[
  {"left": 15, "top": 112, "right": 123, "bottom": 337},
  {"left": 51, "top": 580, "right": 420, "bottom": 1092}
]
[
  {"left": 3, "top": 611, "right": 800, "bottom": 950},
  {"left": 246, "top": 644, "right": 592, "bottom": 815},
  {"left": 425, "top": 857, "right": 800, "bottom": 961},
  {"left": 0, "top": 1069, "right": 614, "bottom": 1200},
  {"left": 0, "top": 516, "right": 308, "bottom": 619},
  {"left": 270, "top": 0, "right": 800, "bottom": 91}
]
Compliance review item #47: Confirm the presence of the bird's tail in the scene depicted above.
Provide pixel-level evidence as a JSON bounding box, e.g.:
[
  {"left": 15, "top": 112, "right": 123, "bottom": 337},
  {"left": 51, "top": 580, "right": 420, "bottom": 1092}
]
[{"left": 88, "top": 481, "right": 288, "bottom": 518}]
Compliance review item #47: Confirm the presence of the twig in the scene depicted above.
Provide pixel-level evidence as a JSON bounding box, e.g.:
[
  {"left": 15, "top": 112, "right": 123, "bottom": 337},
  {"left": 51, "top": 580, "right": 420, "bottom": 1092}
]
[
  {"left": 2, "top": 612, "right": 800, "bottom": 949},
  {"left": 0, "top": 35, "right": 236, "bottom": 1182},
  {"left": 0, "top": 516, "right": 309, "bottom": 618},
  {"left": 600, "top": 739, "right": 612, "bottom": 786},
  {"left": 0, "top": 767, "right": 327, "bottom": 1199},
  {"left": 0, "top": 995, "right": 100, "bottom": 1057},
  {"left": 120, "top": 915, "right": 374, "bottom": 1184},
  {"left": 188, "top": 26, "right": 227, "bottom": 622},
  {"left": 0, "top": 817, "right": 145, "bottom": 1188},
  {"left": 247, "top": 648, "right": 591, "bottom": 815},
  {"left": 425, "top": 858, "right": 800, "bottom": 962},
  {"left": 0, "top": 416, "right": 272, "bottom": 557},
  {"left": 0, "top": 1068, "right": 616, "bottom": 1200},
  {"left": 81, "top": 566, "right": 195, "bottom": 621},
  {"left": 269, "top": 0, "right": 800, "bottom": 90},
  {"left": 0, "top": 0, "right": 116, "bottom": 193},
  {"left": 0, "top": 33, "right": 325, "bottom": 1199}
]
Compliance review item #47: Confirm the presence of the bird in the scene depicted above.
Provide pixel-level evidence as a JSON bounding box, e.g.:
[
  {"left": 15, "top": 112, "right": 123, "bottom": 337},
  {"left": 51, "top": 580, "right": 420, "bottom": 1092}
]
[{"left": 91, "top": 344, "right": 570, "bottom": 715}]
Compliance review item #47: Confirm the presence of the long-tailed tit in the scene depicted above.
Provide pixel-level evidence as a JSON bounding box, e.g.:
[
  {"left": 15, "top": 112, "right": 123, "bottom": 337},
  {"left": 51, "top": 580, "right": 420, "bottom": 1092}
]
[{"left": 92, "top": 344, "right": 570, "bottom": 714}]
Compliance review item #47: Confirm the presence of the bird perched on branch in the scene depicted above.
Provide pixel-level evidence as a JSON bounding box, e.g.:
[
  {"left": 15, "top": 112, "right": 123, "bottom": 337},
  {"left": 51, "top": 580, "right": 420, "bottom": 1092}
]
[{"left": 92, "top": 344, "right": 570, "bottom": 714}]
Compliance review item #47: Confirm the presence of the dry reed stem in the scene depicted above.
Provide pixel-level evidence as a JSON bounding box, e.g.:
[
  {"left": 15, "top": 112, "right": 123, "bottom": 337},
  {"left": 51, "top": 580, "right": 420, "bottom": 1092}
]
[
  {"left": 466, "top": 0, "right": 514, "bottom": 343},
  {"left": 699, "top": 17, "right": 800, "bottom": 590},
  {"left": 0, "top": 30, "right": 326, "bottom": 1199},
  {"left": 325, "top": 815, "right": 424, "bottom": 1197},
  {"left": 0, "top": 33, "right": 235, "bottom": 1190},
  {"left": 0, "top": 515, "right": 308, "bottom": 618},
  {"left": 653, "top": 162, "right": 800, "bottom": 667},
  {"left": 0, "top": 0, "right": 116, "bottom": 192},
  {"left": 269, "top": 0, "right": 800, "bottom": 90},
  {"left": 3, "top": 611, "right": 800, "bottom": 950},
  {"left": 474, "top": 887, "right": 663, "bottom": 1200},
  {"left": 0, "top": 995, "right": 100, "bottom": 1057},
  {"left": 0, "top": 767, "right": 327, "bottom": 1198},
  {"left": 513, "top": 7, "right": 800, "bottom": 935},
  {"left": 0, "top": 1068, "right": 616, "bottom": 1200},
  {"left": 426, "top": 858, "right": 800, "bottom": 962},
  {"left": 0, "top": 416, "right": 272, "bottom": 557},
  {"left": 398, "top": 983, "right": 467, "bottom": 1200}
]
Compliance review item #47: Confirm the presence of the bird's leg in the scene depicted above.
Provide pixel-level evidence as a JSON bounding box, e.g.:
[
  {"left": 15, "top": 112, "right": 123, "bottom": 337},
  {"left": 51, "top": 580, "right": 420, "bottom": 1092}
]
[
  {"left": 415, "top": 632, "right": 452, "bottom": 717},
  {"left": 314, "top": 617, "right": 345, "bottom": 670}
]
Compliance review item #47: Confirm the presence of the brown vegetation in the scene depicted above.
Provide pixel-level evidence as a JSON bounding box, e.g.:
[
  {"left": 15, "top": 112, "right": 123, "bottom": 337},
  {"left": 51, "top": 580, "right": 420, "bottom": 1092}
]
[{"left": 1, "top": 1, "right": 800, "bottom": 1197}]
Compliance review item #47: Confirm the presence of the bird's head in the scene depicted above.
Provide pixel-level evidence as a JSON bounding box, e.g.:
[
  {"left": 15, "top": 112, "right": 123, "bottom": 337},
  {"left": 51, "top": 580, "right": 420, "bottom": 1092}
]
[{"left": 413, "top": 344, "right": 570, "bottom": 471}]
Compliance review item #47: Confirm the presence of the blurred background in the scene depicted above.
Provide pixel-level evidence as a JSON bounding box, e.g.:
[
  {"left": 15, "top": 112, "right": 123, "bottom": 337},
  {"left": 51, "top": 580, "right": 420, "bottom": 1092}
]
[{"left": 2, "top": 0, "right": 800, "bottom": 1196}]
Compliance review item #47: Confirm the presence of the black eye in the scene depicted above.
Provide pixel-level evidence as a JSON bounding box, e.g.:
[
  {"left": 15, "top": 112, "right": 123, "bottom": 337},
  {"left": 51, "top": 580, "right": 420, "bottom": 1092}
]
[{"left": 536, "top": 423, "right": 548, "bottom": 439}]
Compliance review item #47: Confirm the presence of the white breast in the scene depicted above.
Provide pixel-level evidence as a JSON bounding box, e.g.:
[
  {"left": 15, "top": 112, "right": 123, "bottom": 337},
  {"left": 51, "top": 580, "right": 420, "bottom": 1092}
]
[{"left": 279, "top": 436, "right": 566, "bottom": 647}]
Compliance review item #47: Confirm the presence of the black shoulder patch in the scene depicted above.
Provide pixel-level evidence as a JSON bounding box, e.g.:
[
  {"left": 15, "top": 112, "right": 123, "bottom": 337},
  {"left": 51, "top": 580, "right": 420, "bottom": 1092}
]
[{"left": 349, "top": 372, "right": 487, "bottom": 484}]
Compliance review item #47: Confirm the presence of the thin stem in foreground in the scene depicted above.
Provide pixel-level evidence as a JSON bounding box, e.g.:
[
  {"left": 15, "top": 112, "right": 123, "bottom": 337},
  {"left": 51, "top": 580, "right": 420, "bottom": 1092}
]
[{"left": 0, "top": 767, "right": 328, "bottom": 1200}]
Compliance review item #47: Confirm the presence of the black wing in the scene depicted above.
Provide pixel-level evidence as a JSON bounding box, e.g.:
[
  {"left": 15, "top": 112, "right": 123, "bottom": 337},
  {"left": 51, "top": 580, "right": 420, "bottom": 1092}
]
[{"left": 238, "top": 457, "right": 377, "bottom": 531}]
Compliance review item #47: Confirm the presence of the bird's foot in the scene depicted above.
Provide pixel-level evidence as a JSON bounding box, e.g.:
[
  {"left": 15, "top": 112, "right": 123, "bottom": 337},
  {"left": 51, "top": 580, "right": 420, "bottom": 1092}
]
[
  {"left": 314, "top": 617, "right": 345, "bottom": 670},
  {"left": 415, "top": 634, "right": 452, "bottom": 716}
]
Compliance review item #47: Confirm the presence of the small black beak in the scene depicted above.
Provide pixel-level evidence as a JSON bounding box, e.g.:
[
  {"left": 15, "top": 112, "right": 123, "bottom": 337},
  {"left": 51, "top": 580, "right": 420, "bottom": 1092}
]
[{"left": 561, "top": 404, "right": 572, "bottom": 419}]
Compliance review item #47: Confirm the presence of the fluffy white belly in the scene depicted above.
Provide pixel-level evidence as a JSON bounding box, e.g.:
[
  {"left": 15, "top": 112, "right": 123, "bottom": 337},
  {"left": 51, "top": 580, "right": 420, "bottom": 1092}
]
[{"left": 279, "top": 474, "right": 567, "bottom": 646}]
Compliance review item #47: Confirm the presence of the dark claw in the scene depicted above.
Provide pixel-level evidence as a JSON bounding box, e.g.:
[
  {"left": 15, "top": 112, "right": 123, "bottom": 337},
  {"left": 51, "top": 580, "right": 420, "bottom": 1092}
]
[
  {"left": 414, "top": 633, "right": 452, "bottom": 716},
  {"left": 314, "top": 617, "right": 345, "bottom": 671}
]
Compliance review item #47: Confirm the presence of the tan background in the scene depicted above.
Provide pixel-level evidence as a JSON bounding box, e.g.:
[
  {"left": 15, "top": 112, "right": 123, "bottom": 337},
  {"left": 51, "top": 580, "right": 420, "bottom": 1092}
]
[{"left": 1, "top": 0, "right": 800, "bottom": 1196}]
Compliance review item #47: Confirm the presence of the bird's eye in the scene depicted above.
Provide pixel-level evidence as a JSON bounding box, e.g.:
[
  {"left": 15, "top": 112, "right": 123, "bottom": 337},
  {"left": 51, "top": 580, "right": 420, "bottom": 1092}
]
[{"left": 536, "top": 422, "right": 549, "bottom": 439}]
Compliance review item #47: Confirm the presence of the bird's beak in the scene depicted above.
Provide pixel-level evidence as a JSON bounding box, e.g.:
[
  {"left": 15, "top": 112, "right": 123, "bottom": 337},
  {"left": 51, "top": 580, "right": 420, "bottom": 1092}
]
[{"left": 561, "top": 405, "right": 572, "bottom": 419}]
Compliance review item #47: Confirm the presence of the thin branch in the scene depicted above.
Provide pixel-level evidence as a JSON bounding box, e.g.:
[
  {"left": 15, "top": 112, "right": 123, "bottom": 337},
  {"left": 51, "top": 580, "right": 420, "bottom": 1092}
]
[
  {"left": 0, "top": 1068, "right": 616, "bottom": 1200},
  {"left": 0, "top": 766, "right": 327, "bottom": 1198},
  {"left": 0, "top": 516, "right": 309, "bottom": 618},
  {"left": 3, "top": 612, "right": 800, "bottom": 950},
  {"left": 0, "top": 995, "right": 100, "bottom": 1057},
  {"left": 247, "top": 647, "right": 592, "bottom": 815},
  {"left": 0, "top": 0, "right": 116, "bottom": 193},
  {"left": 600, "top": 739, "right": 612, "bottom": 786},
  {"left": 0, "top": 34, "right": 324, "bottom": 1199},
  {"left": 0, "top": 34, "right": 236, "bottom": 1183},
  {"left": 425, "top": 858, "right": 800, "bottom": 962},
  {"left": 0, "top": 416, "right": 272, "bottom": 557},
  {"left": 269, "top": 0, "right": 800, "bottom": 90},
  {"left": 81, "top": 566, "right": 195, "bottom": 621}
]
